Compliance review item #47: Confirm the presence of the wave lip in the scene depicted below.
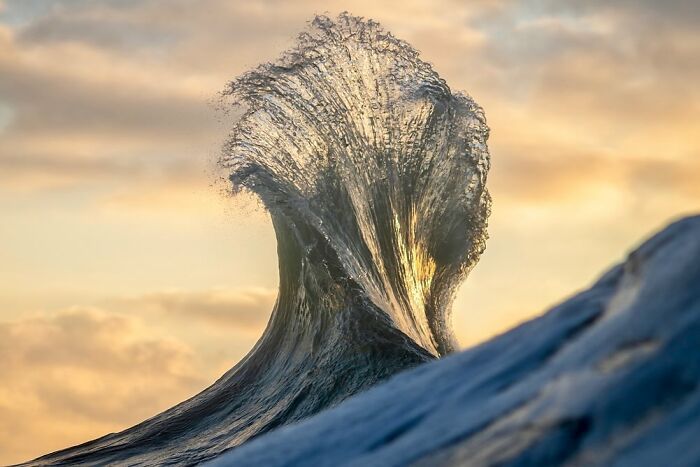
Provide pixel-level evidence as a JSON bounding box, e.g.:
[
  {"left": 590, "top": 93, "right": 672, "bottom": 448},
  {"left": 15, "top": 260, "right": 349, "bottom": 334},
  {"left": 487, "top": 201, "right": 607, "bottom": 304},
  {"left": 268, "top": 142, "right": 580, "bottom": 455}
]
[
  {"left": 223, "top": 13, "right": 491, "bottom": 357},
  {"left": 25, "top": 13, "right": 490, "bottom": 466}
]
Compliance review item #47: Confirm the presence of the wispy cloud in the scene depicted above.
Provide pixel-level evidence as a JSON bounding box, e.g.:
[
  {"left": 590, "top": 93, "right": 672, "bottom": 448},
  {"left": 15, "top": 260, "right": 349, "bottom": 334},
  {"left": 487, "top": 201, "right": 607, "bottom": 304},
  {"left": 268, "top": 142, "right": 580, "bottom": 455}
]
[{"left": 112, "top": 288, "right": 276, "bottom": 332}]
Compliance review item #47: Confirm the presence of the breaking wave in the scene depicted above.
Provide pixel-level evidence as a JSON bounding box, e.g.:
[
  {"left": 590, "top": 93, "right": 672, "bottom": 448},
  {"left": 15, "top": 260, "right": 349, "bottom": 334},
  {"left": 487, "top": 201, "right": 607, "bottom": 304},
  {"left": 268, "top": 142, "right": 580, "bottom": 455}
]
[{"left": 28, "top": 13, "right": 490, "bottom": 466}]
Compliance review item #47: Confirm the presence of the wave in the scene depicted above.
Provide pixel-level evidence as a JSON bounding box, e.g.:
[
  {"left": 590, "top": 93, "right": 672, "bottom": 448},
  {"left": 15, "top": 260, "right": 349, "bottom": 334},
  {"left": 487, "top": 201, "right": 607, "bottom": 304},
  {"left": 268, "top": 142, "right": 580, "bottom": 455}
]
[{"left": 26, "top": 13, "right": 490, "bottom": 466}]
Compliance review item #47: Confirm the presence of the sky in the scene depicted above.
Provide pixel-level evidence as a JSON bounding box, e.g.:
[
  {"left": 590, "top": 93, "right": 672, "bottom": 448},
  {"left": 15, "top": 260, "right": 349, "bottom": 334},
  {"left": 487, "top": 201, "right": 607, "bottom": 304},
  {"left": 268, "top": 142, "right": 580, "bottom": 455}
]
[{"left": 0, "top": 0, "right": 698, "bottom": 463}]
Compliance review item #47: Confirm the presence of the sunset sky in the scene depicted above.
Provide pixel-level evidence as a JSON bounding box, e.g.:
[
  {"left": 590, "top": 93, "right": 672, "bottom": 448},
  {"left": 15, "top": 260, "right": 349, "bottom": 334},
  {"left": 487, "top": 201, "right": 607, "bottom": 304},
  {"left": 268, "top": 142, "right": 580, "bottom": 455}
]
[{"left": 1, "top": 0, "right": 698, "bottom": 463}]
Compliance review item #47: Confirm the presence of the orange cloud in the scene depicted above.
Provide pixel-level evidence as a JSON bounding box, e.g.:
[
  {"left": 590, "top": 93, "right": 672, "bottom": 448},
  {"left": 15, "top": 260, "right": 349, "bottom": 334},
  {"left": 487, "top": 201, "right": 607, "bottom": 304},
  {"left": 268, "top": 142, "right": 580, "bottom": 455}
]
[
  {"left": 111, "top": 288, "right": 276, "bottom": 332},
  {"left": 0, "top": 307, "right": 207, "bottom": 465},
  {"left": 489, "top": 148, "right": 700, "bottom": 205}
]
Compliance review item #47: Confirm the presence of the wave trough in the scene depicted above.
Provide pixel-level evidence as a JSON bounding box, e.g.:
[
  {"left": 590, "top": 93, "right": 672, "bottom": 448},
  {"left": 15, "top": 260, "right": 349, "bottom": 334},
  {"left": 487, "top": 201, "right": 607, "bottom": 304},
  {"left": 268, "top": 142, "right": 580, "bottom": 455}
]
[{"left": 27, "top": 13, "right": 490, "bottom": 466}]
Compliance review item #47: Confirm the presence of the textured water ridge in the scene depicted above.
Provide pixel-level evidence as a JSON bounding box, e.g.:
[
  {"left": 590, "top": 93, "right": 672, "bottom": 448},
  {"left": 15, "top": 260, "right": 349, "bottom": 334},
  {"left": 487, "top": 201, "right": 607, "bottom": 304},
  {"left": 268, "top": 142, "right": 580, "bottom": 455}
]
[{"left": 26, "top": 14, "right": 490, "bottom": 466}]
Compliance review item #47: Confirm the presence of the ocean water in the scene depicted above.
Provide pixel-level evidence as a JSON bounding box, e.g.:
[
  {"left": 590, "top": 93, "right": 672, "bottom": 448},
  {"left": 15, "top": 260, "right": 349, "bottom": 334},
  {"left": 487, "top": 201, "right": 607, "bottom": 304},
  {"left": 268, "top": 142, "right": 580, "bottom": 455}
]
[
  {"left": 208, "top": 215, "right": 700, "bottom": 467},
  {"left": 26, "top": 14, "right": 490, "bottom": 466}
]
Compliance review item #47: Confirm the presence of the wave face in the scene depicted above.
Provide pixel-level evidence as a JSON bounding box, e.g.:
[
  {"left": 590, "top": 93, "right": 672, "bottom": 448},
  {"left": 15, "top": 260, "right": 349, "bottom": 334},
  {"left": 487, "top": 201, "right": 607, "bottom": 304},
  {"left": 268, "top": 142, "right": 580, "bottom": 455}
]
[{"left": 27, "top": 14, "right": 490, "bottom": 466}]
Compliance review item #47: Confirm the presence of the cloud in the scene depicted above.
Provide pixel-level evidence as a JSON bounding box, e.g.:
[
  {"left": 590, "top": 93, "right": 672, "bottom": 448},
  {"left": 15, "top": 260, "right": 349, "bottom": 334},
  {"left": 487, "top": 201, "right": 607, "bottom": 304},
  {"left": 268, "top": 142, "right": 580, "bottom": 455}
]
[
  {"left": 628, "top": 156, "right": 700, "bottom": 199},
  {"left": 0, "top": 45, "right": 215, "bottom": 140},
  {"left": 112, "top": 288, "right": 276, "bottom": 332},
  {"left": 0, "top": 287, "right": 276, "bottom": 464},
  {"left": 543, "top": 0, "right": 700, "bottom": 29},
  {"left": 0, "top": 153, "right": 143, "bottom": 191},
  {"left": 0, "top": 285, "right": 278, "bottom": 464},
  {"left": 490, "top": 146, "right": 700, "bottom": 206},
  {"left": 0, "top": 307, "right": 208, "bottom": 464},
  {"left": 0, "top": 25, "right": 222, "bottom": 196},
  {"left": 490, "top": 149, "right": 615, "bottom": 202},
  {"left": 16, "top": 6, "right": 178, "bottom": 51}
]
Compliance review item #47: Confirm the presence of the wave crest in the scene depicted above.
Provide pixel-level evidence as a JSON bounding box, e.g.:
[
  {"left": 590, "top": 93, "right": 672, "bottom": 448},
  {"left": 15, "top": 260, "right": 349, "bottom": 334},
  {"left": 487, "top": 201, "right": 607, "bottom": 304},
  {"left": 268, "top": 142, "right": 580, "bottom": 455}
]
[{"left": 222, "top": 13, "right": 490, "bottom": 355}]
